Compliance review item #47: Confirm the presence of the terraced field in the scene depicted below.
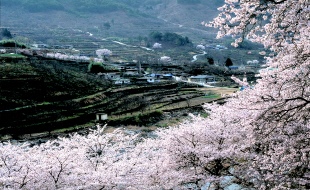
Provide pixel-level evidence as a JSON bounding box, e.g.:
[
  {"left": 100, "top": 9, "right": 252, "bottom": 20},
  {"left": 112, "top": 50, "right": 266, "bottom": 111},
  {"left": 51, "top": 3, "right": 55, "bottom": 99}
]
[{"left": 0, "top": 78, "right": 235, "bottom": 139}]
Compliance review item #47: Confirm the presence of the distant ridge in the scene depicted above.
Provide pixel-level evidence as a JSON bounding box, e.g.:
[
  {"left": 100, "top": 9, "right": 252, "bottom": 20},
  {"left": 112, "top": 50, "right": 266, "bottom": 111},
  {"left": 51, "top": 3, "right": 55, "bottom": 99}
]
[{"left": 1, "top": 0, "right": 223, "bottom": 43}]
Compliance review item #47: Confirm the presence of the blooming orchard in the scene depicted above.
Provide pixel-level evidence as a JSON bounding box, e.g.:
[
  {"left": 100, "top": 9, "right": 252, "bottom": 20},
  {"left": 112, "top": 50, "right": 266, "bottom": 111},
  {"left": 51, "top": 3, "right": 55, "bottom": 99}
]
[
  {"left": 0, "top": 0, "right": 309, "bottom": 189},
  {"left": 44, "top": 52, "right": 95, "bottom": 62}
]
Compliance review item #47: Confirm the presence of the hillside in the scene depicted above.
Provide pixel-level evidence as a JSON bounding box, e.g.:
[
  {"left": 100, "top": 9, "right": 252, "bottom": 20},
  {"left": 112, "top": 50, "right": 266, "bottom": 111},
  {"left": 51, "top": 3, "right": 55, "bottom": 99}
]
[
  {"left": 0, "top": 54, "right": 241, "bottom": 139},
  {"left": 1, "top": 0, "right": 223, "bottom": 43}
]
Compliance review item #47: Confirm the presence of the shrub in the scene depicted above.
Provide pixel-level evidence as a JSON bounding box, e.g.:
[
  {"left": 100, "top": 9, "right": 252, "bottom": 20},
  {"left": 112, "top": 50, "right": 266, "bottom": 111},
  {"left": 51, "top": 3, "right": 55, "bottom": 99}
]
[
  {"left": 88, "top": 62, "right": 103, "bottom": 73},
  {"left": 0, "top": 40, "right": 27, "bottom": 48}
]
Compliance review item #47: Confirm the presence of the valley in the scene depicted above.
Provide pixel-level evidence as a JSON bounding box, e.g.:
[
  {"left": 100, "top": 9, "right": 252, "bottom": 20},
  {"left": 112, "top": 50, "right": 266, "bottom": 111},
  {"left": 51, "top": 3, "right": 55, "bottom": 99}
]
[
  {"left": 0, "top": 0, "right": 264, "bottom": 140},
  {"left": 0, "top": 53, "right": 240, "bottom": 140}
]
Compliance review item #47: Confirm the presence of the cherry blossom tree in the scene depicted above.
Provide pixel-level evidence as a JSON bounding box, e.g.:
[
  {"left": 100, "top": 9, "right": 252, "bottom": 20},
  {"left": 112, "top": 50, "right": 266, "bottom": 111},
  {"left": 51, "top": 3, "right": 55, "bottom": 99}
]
[
  {"left": 0, "top": 119, "right": 251, "bottom": 189},
  {"left": 0, "top": 127, "right": 140, "bottom": 189},
  {"left": 207, "top": 0, "right": 310, "bottom": 188},
  {"left": 96, "top": 49, "right": 112, "bottom": 59},
  {"left": 160, "top": 56, "right": 172, "bottom": 63},
  {"left": 152, "top": 42, "right": 162, "bottom": 49},
  {"left": 196, "top": 44, "right": 205, "bottom": 50}
]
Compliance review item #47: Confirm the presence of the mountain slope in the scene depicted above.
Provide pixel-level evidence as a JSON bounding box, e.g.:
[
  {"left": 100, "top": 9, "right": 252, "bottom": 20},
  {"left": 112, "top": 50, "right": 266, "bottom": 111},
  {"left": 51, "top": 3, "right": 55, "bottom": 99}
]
[{"left": 1, "top": 0, "right": 223, "bottom": 43}]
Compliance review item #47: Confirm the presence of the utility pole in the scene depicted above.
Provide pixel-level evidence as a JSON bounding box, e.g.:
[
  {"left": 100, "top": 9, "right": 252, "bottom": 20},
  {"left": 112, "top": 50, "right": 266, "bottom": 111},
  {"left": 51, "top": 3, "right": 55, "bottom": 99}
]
[
  {"left": 0, "top": 0, "right": 2, "bottom": 28},
  {"left": 14, "top": 34, "right": 17, "bottom": 54},
  {"left": 138, "top": 61, "right": 141, "bottom": 76}
]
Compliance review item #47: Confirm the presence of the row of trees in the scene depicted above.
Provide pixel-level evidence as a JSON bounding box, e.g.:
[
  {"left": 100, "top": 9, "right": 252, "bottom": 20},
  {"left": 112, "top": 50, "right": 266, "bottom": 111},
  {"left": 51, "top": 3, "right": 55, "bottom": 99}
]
[
  {"left": 204, "top": 56, "right": 233, "bottom": 67},
  {"left": 196, "top": 44, "right": 233, "bottom": 67},
  {"left": 0, "top": 0, "right": 308, "bottom": 189}
]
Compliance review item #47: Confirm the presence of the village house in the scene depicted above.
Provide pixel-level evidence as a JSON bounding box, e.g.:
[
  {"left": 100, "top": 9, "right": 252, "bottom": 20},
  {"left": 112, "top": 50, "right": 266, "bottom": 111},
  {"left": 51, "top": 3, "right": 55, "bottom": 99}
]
[
  {"left": 123, "top": 71, "right": 140, "bottom": 77},
  {"left": 162, "top": 73, "right": 174, "bottom": 80},
  {"left": 62, "top": 45, "right": 73, "bottom": 49},
  {"left": 134, "top": 77, "right": 157, "bottom": 84},
  {"left": 188, "top": 75, "right": 215, "bottom": 84},
  {"left": 97, "top": 72, "right": 121, "bottom": 80},
  {"left": 148, "top": 73, "right": 162, "bottom": 79},
  {"left": 114, "top": 78, "right": 131, "bottom": 85},
  {"left": 31, "top": 44, "right": 49, "bottom": 49}
]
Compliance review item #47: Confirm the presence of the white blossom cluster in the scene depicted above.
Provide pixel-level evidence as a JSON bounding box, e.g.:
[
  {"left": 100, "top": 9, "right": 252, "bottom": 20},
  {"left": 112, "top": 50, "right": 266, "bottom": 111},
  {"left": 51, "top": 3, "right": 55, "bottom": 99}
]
[
  {"left": 152, "top": 42, "right": 162, "bottom": 49},
  {"left": 246, "top": 60, "right": 259, "bottom": 65},
  {"left": 44, "top": 53, "right": 94, "bottom": 62},
  {"left": 196, "top": 44, "right": 205, "bottom": 50},
  {"left": 160, "top": 56, "right": 172, "bottom": 63},
  {"left": 95, "top": 49, "right": 112, "bottom": 58}
]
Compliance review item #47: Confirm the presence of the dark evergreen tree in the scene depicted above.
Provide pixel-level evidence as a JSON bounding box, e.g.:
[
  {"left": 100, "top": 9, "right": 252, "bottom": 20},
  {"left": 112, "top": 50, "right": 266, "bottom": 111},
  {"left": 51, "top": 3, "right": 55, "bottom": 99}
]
[
  {"left": 1, "top": 28, "right": 13, "bottom": 39},
  {"left": 225, "top": 58, "right": 233, "bottom": 67},
  {"left": 103, "top": 22, "right": 111, "bottom": 30},
  {"left": 185, "top": 36, "right": 190, "bottom": 43},
  {"left": 207, "top": 57, "right": 214, "bottom": 65}
]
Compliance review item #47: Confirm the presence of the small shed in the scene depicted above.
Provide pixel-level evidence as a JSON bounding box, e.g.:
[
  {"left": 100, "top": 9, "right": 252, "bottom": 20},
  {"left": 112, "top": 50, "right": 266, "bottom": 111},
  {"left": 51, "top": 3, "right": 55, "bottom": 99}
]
[{"left": 96, "top": 113, "right": 108, "bottom": 122}]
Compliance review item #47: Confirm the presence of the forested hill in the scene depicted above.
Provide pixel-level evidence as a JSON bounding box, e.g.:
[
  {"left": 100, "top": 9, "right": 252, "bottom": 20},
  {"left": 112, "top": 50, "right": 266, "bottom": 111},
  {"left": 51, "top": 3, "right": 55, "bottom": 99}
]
[{"left": 2, "top": 0, "right": 224, "bottom": 42}]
